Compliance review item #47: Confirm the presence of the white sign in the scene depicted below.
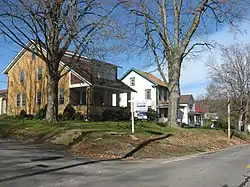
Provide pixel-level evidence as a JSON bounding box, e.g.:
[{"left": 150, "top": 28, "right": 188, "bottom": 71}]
[{"left": 136, "top": 101, "right": 148, "bottom": 120}]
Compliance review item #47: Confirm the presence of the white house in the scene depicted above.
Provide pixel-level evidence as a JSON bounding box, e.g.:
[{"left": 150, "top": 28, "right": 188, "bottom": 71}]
[
  {"left": 120, "top": 69, "right": 204, "bottom": 125},
  {"left": 120, "top": 68, "right": 169, "bottom": 120},
  {"left": 179, "top": 95, "right": 204, "bottom": 126},
  {"left": 0, "top": 90, "right": 7, "bottom": 115}
]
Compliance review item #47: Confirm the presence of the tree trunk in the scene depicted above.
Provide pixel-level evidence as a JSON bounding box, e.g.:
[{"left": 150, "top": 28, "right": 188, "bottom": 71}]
[
  {"left": 45, "top": 73, "right": 59, "bottom": 123},
  {"left": 168, "top": 55, "right": 181, "bottom": 126}
]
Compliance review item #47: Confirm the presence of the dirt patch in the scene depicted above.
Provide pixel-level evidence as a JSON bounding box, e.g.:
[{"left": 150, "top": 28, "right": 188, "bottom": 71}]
[
  {"left": 0, "top": 126, "right": 248, "bottom": 159},
  {"left": 70, "top": 129, "right": 248, "bottom": 159}
]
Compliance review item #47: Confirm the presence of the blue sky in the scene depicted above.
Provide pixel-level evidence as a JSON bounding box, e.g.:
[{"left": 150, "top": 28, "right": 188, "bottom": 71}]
[{"left": 1, "top": 21, "right": 250, "bottom": 99}]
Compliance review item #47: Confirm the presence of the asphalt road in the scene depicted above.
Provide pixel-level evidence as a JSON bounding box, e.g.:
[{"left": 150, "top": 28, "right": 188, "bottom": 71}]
[{"left": 0, "top": 140, "right": 250, "bottom": 187}]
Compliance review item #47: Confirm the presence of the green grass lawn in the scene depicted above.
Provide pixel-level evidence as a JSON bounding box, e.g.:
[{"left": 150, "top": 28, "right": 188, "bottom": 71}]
[{"left": 0, "top": 116, "right": 177, "bottom": 136}]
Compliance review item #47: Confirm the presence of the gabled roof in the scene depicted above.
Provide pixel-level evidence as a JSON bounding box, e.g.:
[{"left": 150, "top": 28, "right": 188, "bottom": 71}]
[
  {"left": 2, "top": 42, "right": 33, "bottom": 74},
  {"left": 179, "top": 95, "right": 194, "bottom": 104},
  {"left": 0, "top": 90, "right": 7, "bottom": 96},
  {"left": 2, "top": 44, "right": 135, "bottom": 93},
  {"left": 195, "top": 100, "right": 209, "bottom": 113},
  {"left": 120, "top": 68, "right": 168, "bottom": 87}
]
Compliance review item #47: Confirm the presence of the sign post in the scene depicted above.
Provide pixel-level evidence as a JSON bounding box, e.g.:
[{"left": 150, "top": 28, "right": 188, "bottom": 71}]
[{"left": 129, "top": 99, "right": 135, "bottom": 134}]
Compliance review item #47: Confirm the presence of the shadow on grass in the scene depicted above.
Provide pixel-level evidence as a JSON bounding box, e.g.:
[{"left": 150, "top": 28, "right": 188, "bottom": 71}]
[{"left": 0, "top": 133, "right": 172, "bottom": 183}]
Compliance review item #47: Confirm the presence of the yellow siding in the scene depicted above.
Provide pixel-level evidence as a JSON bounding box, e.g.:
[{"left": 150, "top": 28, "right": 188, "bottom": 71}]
[{"left": 7, "top": 50, "right": 69, "bottom": 115}]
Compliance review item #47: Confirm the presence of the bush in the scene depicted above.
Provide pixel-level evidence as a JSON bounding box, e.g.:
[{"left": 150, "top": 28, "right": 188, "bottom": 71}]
[
  {"left": 118, "top": 108, "right": 131, "bottom": 121},
  {"left": 102, "top": 108, "right": 119, "bottom": 121},
  {"left": 63, "top": 104, "right": 76, "bottom": 120},
  {"left": 147, "top": 108, "right": 158, "bottom": 121},
  {"left": 58, "top": 114, "right": 63, "bottom": 120},
  {"left": 19, "top": 109, "right": 27, "bottom": 118},
  {"left": 102, "top": 107, "right": 131, "bottom": 121},
  {"left": 214, "top": 119, "right": 228, "bottom": 129},
  {"left": 36, "top": 108, "right": 46, "bottom": 119},
  {"left": 75, "top": 112, "right": 85, "bottom": 120}
]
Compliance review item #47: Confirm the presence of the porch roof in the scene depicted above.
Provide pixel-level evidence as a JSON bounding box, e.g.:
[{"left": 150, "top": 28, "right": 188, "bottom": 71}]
[
  {"left": 188, "top": 111, "right": 203, "bottom": 116},
  {"left": 0, "top": 90, "right": 7, "bottom": 96},
  {"left": 94, "top": 79, "right": 136, "bottom": 93}
]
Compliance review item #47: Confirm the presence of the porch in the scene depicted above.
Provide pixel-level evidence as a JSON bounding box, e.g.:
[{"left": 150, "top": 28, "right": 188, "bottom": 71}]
[
  {"left": 69, "top": 84, "right": 132, "bottom": 120},
  {"left": 188, "top": 111, "right": 204, "bottom": 126}
]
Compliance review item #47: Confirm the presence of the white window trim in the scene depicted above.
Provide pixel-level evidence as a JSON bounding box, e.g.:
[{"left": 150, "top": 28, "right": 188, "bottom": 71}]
[
  {"left": 58, "top": 88, "right": 65, "bottom": 105},
  {"left": 16, "top": 93, "right": 20, "bottom": 106},
  {"left": 145, "top": 89, "right": 151, "bottom": 100},
  {"left": 21, "top": 93, "right": 26, "bottom": 106}
]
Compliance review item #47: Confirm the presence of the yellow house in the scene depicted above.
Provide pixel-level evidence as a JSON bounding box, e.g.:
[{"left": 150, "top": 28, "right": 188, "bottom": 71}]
[{"left": 2, "top": 44, "right": 134, "bottom": 119}]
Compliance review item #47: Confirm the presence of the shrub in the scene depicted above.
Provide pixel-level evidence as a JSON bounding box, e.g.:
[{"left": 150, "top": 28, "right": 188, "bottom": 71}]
[
  {"left": 147, "top": 108, "right": 158, "bottom": 121},
  {"left": 58, "top": 114, "right": 63, "bottom": 120},
  {"left": 102, "top": 107, "right": 130, "bottom": 121},
  {"left": 102, "top": 108, "right": 118, "bottom": 121},
  {"left": 63, "top": 104, "right": 76, "bottom": 120},
  {"left": 19, "top": 109, "right": 27, "bottom": 118},
  {"left": 75, "top": 112, "right": 84, "bottom": 120},
  {"left": 214, "top": 119, "right": 228, "bottom": 129},
  {"left": 36, "top": 108, "right": 46, "bottom": 119},
  {"left": 118, "top": 108, "right": 131, "bottom": 121}
]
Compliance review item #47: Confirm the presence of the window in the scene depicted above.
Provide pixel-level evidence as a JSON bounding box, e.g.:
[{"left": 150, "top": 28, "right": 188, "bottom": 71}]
[
  {"left": 80, "top": 92, "right": 86, "bottom": 105},
  {"left": 189, "top": 104, "right": 193, "bottom": 110},
  {"left": 59, "top": 88, "right": 64, "bottom": 105},
  {"left": 20, "top": 71, "right": 24, "bottom": 84},
  {"left": 16, "top": 93, "right": 20, "bottom": 106},
  {"left": 32, "top": 52, "right": 36, "bottom": 60},
  {"left": 37, "top": 67, "right": 43, "bottom": 81},
  {"left": 130, "top": 77, "right": 135, "bottom": 86},
  {"left": 21, "top": 93, "right": 26, "bottom": 106},
  {"left": 36, "top": 92, "right": 41, "bottom": 105},
  {"left": 145, "top": 89, "right": 151, "bottom": 100}
]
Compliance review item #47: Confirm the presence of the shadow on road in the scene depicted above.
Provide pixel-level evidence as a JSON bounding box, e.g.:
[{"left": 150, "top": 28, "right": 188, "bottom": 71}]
[
  {"left": 222, "top": 175, "right": 250, "bottom": 187},
  {"left": 0, "top": 133, "right": 172, "bottom": 183}
]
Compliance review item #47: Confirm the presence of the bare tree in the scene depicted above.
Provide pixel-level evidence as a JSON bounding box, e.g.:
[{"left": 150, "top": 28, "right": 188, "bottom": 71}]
[
  {"left": 206, "top": 44, "right": 250, "bottom": 130},
  {"left": 123, "top": 0, "right": 248, "bottom": 125},
  {"left": 0, "top": 0, "right": 121, "bottom": 122}
]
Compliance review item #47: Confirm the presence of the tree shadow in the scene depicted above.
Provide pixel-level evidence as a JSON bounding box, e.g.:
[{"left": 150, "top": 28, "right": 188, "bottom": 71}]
[{"left": 0, "top": 133, "right": 172, "bottom": 183}]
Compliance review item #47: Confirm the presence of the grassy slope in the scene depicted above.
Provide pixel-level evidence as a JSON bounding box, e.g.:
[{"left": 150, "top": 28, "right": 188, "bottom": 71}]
[{"left": 0, "top": 117, "right": 248, "bottom": 159}]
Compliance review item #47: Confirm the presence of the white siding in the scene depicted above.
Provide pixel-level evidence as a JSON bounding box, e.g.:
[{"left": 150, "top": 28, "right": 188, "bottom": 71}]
[
  {"left": 179, "top": 98, "right": 194, "bottom": 124},
  {"left": 120, "top": 71, "right": 157, "bottom": 114}
]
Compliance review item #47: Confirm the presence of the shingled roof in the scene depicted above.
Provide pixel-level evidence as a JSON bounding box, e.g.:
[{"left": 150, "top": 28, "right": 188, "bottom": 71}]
[
  {"left": 179, "top": 95, "right": 193, "bottom": 104},
  {"left": 120, "top": 68, "right": 168, "bottom": 87},
  {"left": 0, "top": 90, "right": 7, "bottom": 95}
]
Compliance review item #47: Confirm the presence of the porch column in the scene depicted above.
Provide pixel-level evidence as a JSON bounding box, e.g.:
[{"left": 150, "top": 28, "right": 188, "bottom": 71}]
[
  {"left": 79, "top": 90, "right": 83, "bottom": 105},
  {"left": 86, "top": 86, "right": 92, "bottom": 121},
  {"left": 104, "top": 89, "right": 108, "bottom": 105},
  {"left": 116, "top": 92, "right": 120, "bottom": 107}
]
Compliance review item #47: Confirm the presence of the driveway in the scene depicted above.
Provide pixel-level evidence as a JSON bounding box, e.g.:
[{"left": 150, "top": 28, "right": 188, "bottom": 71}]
[{"left": 0, "top": 139, "right": 250, "bottom": 187}]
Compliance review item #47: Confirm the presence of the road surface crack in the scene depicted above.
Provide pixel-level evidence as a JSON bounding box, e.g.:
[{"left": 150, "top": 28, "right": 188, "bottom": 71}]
[{"left": 238, "top": 175, "right": 250, "bottom": 187}]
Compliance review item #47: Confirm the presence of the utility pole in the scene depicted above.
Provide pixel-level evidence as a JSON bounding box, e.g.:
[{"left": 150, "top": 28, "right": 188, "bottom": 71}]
[
  {"left": 228, "top": 97, "right": 231, "bottom": 139},
  {"left": 227, "top": 72, "right": 231, "bottom": 139}
]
